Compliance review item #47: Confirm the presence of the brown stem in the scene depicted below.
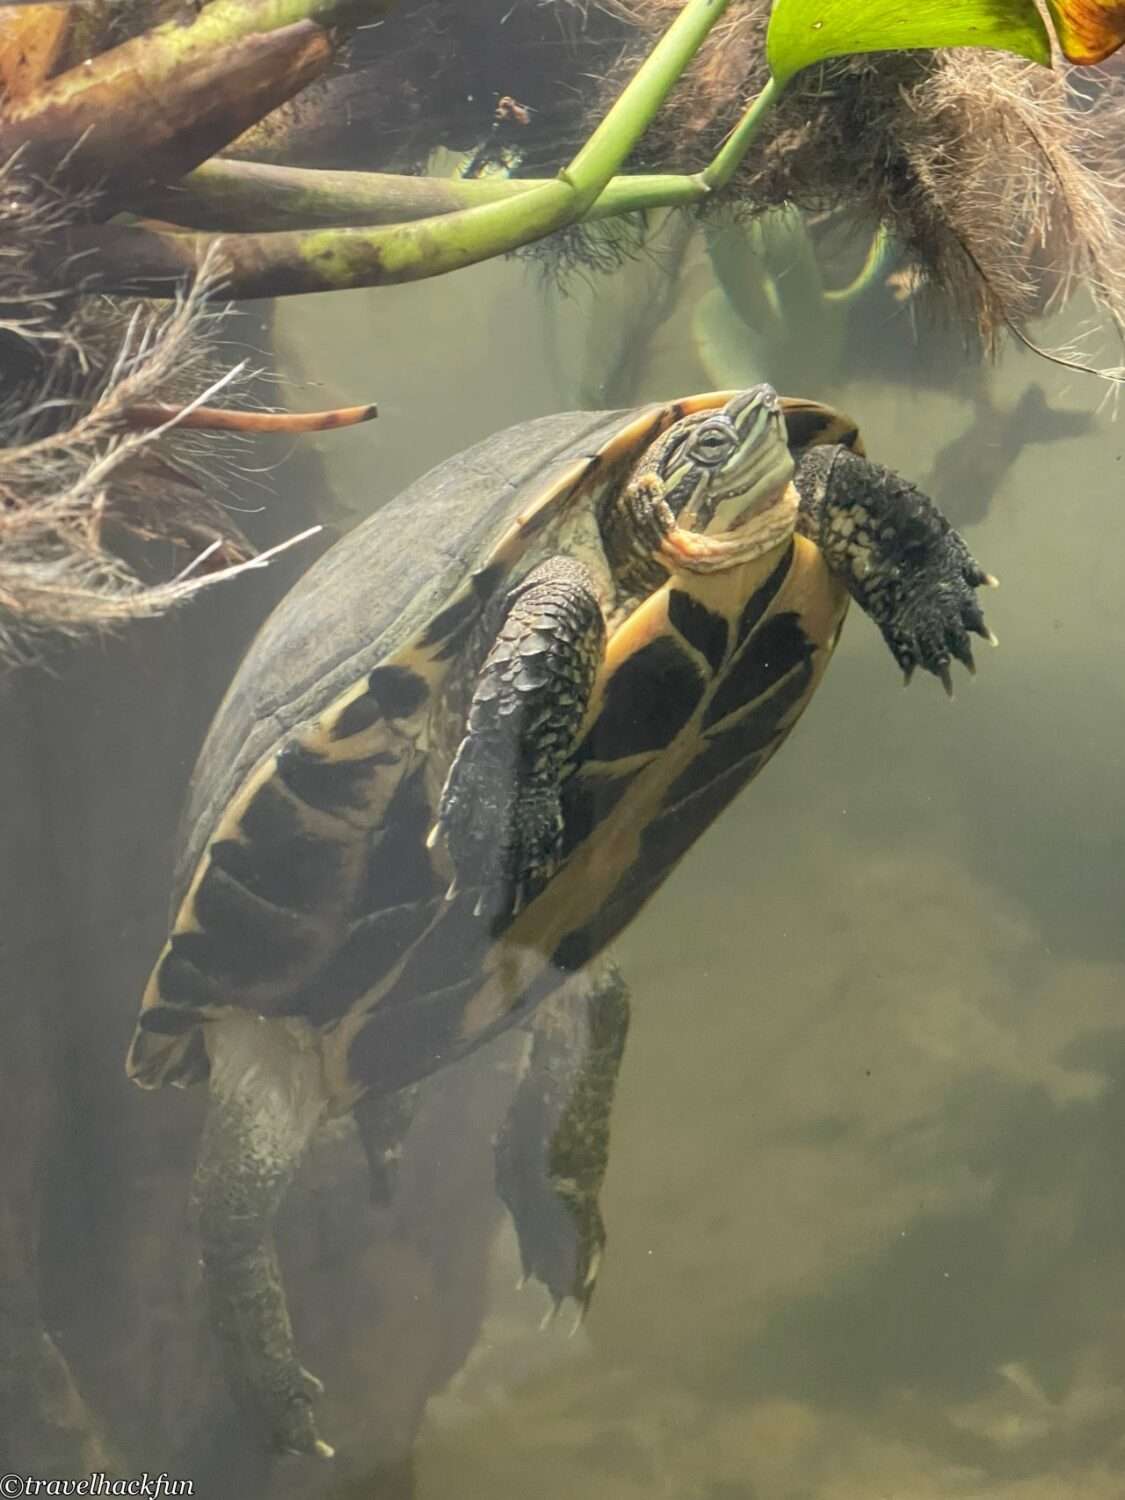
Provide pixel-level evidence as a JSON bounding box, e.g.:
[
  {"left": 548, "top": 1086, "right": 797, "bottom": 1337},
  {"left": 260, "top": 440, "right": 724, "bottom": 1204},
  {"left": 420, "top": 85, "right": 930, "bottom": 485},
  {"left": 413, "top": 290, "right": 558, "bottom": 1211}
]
[
  {"left": 0, "top": 20, "right": 334, "bottom": 208},
  {"left": 122, "top": 401, "right": 377, "bottom": 433},
  {"left": 0, "top": 6, "right": 72, "bottom": 103}
]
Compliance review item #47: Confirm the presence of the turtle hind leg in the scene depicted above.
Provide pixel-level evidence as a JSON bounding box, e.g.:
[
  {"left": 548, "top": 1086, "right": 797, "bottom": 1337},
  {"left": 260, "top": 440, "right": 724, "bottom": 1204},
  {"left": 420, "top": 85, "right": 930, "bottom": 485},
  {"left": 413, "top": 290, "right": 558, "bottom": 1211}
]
[
  {"left": 795, "top": 444, "right": 997, "bottom": 693},
  {"left": 496, "top": 961, "right": 631, "bottom": 1317},
  {"left": 430, "top": 555, "right": 606, "bottom": 920},
  {"left": 194, "top": 1012, "right": 333, "bottom": 1459},
  {"left": 353, "top": 1083, "right": 420, "bottom": 1205}
]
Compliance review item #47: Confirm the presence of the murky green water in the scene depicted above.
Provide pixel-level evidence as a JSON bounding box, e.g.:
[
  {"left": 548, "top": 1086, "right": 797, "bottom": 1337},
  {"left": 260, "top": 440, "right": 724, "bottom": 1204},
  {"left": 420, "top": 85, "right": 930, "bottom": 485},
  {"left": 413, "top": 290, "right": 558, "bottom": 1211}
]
[
  {"left": 5, "top": 174, "right": 1123, "bottom": 1500},
  {"left": 262, "top": 239, "right": 1125, "bottom": 1497}
]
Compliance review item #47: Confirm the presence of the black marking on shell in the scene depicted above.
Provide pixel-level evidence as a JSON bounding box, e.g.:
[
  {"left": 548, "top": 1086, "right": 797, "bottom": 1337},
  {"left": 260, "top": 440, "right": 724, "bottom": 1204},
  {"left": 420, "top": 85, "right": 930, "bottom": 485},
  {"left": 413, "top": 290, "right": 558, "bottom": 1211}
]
[
  {"left": 735, "top": 541, "right": 794, "bottom": 650},
  {"left": 655, "top": 750, "right": 770, "bottom": 864},
  {"left": 580, "top": 637, "right": 705, "bottom": 763},
  {"left": 421, "top": 589, "right": 479, "bottom": 655},
  {"left": 544, "top": 873, "right": 661, "bottom": 988},
  {"left": 665, "top": 661, "right": 812, "bottom": 807},
  {"left": 346, "top": 974, "right": 481, "bottom": 1094},
  {"left": 665, "top": 745, "right": 766, "bottom": 813},
  {"left": 301, "top": 901, "right": 437, "bottom": 1027},
  {"left": 137, "top": 1003, "right": 201, "bottom": 1035},
  {"left": 327, "top": 669, "right": 422, "bottom": 742},
  {"left": 209, "top": 835, "right": 347, "bottom": 914},
  {"left": 375, "top": 898, "right": 492, "bottom": 1015},
  {"left": 369, "top": 665, "right": 428, "bottom": 718},
  {"left": 277, "top": 740, "right": 390, "bottom": 814},
  {"left": 331, "top": 691, "right": 385, "bottom": 741},
  {"left": 360, "top": 766, "right": 442, "bottom": 914},
  {"left": 471, "top": 561, "right": 506, "bottom": 602},
  {"left": 333, "top": 664, "right": 431, "bottom": 739},
  {"left": 239, "top": 778, "right": 305, "bottom": 846},
  {"left": 558, "top": 770, "right": 636, "bottom": 860},
  {"left": 552, "top": 929, "right": 595, "bottom": 974},
  {"left": 784, "top": 406, "right": 855, "bottom": 455},
  {"left": 155, "top": 945, "right": 214, "bottom": 1008},
  {"left": 169, "top": 916, "right": 309, "bottom": 987},
  {"left": 703, "top": 613, "right": 813, "bottom": 731},
  {"left": 667, "top": 589, "right": 729, "bottom": 674},
  {"left": 192, "top": 863, "right": 315, "bottom": 975}
]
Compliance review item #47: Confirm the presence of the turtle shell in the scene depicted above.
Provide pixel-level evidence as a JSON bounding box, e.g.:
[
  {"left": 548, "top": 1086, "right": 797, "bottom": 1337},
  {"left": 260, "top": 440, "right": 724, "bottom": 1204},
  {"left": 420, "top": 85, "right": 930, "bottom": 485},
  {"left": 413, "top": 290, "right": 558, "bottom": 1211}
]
[{"left": 128, "top": 392, "right": 861, "bottom": 1097}]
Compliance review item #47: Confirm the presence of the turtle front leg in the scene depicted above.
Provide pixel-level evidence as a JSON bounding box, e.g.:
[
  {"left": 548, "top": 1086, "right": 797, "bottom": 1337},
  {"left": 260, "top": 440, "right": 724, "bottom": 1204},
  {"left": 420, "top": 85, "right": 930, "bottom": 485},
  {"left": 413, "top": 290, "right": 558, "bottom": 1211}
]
[
  {"left": 496, "top": 961, "right": 630, "bottom": 1316},
  {"left": 794, "top": 444, "right": 998, "bottom": 694},
  {"left": 430, "top": 555, "right": 606, "bottom": 917},
  {"left": 194, "top": 1013, "right": 333, "bottom": 1459}
]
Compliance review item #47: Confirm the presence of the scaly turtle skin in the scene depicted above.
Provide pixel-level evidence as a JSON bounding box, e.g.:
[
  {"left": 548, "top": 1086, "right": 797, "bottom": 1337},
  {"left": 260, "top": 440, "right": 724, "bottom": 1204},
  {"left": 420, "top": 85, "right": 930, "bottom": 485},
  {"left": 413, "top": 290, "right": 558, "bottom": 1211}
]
[{"left": 126, "top": 386, "right": 995, "bottom": 1458}]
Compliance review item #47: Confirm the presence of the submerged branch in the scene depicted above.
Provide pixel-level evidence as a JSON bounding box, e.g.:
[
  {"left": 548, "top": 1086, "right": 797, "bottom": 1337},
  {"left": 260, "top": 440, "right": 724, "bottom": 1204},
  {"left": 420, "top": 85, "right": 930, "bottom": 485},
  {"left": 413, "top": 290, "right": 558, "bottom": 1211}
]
[
  {"left": 0, "top": 20, "right": 334, "bottom": 207},
  {"left": 122, "top": 400, "right": 378, "bottom": 432}
]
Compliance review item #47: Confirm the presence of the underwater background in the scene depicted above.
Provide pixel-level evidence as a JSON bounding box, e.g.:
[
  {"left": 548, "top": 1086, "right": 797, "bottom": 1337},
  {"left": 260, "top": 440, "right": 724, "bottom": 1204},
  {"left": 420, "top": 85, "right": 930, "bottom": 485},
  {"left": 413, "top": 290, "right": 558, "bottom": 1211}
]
[
  {"left": 278, "top": 236, "right": 1122, "bottom": 1495},
  {"left": 3, "top": 73, "right": 1125, "bottom": 1500}
]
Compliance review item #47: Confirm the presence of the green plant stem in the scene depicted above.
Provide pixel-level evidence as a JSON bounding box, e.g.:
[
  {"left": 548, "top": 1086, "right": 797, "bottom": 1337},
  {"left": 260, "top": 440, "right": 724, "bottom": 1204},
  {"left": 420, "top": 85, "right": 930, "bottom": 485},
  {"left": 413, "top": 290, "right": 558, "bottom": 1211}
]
[
  {"left": 136, "top": 69, "right": 788, "bottom": 241},
  {"left": 560, "top": 0, "right": 738, "bottom": 211},
  {"left": 697, "top": 76, "right": 786, "bottom": 192},
  {"left": 823, "top": 225, "right": 895, "bottom": 303},
  {"left": 53, "top": 0, "right": 739, "bottom": 297},
  {"left": 139, "top": 160, "right": 710, "bottom": 232}
]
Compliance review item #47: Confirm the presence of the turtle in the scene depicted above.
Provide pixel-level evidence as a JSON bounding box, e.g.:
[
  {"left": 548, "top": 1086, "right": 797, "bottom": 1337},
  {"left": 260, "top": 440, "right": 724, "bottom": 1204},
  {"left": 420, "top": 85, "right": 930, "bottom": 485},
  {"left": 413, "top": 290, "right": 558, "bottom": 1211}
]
[{"left": 126, "top": 384, "right": 996, "bottom": 1459}]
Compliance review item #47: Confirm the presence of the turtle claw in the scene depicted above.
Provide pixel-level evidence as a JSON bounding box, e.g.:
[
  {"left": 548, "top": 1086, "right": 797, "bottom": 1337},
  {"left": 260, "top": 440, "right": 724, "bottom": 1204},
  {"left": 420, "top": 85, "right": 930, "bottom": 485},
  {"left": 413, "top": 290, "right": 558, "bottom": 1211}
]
[
  {"left": 884, "top": 522, "right": 996, "bottom": 692},
  {"left": 268, "top": 1380, "right": 334, "bottom": 1460}
]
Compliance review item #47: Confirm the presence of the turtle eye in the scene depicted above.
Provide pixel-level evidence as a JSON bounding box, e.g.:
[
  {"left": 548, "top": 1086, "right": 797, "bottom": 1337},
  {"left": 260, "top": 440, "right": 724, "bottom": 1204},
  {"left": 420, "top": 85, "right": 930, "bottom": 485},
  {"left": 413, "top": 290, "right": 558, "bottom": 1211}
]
[{"left": 689, "top": 423, "right": 737, "bottom": 466}]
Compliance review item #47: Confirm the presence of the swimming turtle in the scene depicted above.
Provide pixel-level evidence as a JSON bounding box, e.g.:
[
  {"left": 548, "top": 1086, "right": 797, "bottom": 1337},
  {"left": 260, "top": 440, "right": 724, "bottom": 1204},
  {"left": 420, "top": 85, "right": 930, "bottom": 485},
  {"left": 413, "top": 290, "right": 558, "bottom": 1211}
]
[{"left": 126, "top": 385, "right": 996, "bottom": 1459}]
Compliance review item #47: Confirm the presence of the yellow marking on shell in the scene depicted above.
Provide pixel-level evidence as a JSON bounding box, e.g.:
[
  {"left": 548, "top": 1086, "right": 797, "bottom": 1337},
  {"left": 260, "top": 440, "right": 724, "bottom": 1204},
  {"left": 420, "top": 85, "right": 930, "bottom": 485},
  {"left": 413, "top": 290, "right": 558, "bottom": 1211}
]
[
  {"left": 452, "top": 534, "right": 850, "bottom": 1041},
  {"left": 314, "top": 648, "right": 442, "bottom": 759}
]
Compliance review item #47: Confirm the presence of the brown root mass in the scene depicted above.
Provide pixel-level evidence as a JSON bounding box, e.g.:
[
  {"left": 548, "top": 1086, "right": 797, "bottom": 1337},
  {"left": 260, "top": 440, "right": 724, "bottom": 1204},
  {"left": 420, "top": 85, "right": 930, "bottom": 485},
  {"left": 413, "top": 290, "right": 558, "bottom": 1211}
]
[
  {"left": 0, "top": 163, "right": 265, "bottom": 668},
  {"left": 599, "top": 0, "right": 1125, "bottom": 352}
]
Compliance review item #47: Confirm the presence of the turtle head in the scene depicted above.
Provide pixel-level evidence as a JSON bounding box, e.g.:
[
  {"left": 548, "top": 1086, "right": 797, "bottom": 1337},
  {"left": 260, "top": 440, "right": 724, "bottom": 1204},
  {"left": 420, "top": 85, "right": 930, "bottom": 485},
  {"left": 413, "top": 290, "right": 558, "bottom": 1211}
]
[
  {"left": 605, "top": 387, "right": 798, "bottom": 589},
  {"left": 648, "top": 385, "right": 799, "bottom": 575},
  {"left": 663, "top": 385, "right": 795, "bottom": 535}
]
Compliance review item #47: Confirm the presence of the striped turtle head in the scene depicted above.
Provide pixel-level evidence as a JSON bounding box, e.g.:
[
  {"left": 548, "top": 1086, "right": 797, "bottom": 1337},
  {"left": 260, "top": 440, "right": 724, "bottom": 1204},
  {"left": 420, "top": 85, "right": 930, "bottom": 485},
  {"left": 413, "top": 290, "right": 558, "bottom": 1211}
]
[{"left": 659, "top": 385, "right": 795, "bottom": 537}]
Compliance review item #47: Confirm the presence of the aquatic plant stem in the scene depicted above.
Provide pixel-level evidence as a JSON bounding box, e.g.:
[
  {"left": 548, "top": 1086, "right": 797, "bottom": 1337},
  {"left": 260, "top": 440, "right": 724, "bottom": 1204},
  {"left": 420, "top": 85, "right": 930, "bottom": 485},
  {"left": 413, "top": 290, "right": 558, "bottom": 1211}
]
[
  {"left": 697, "top": 76, "right": 787, "bottom": 193},
  {"left": 823, "top": 226, "right": 896, "bottom": 304},
  {"left": 139, "top": 160, "right": 709, "bottom": 232},
  {"left": 141, "top": 68, "right": 792, "bottom": 238},
  {"left": 560, "top": 0, "right": 738, "bottom": 211},
  {"left": 49, "top": 0, "right": 737, "bottom": 297}
]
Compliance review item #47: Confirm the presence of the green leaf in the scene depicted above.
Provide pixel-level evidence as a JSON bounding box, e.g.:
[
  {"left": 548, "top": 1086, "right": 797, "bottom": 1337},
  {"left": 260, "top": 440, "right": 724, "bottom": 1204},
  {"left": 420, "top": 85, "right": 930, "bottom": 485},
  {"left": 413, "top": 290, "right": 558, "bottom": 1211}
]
[{"left": 766, "top": 0, "right": 1052, "bottom": 85}]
